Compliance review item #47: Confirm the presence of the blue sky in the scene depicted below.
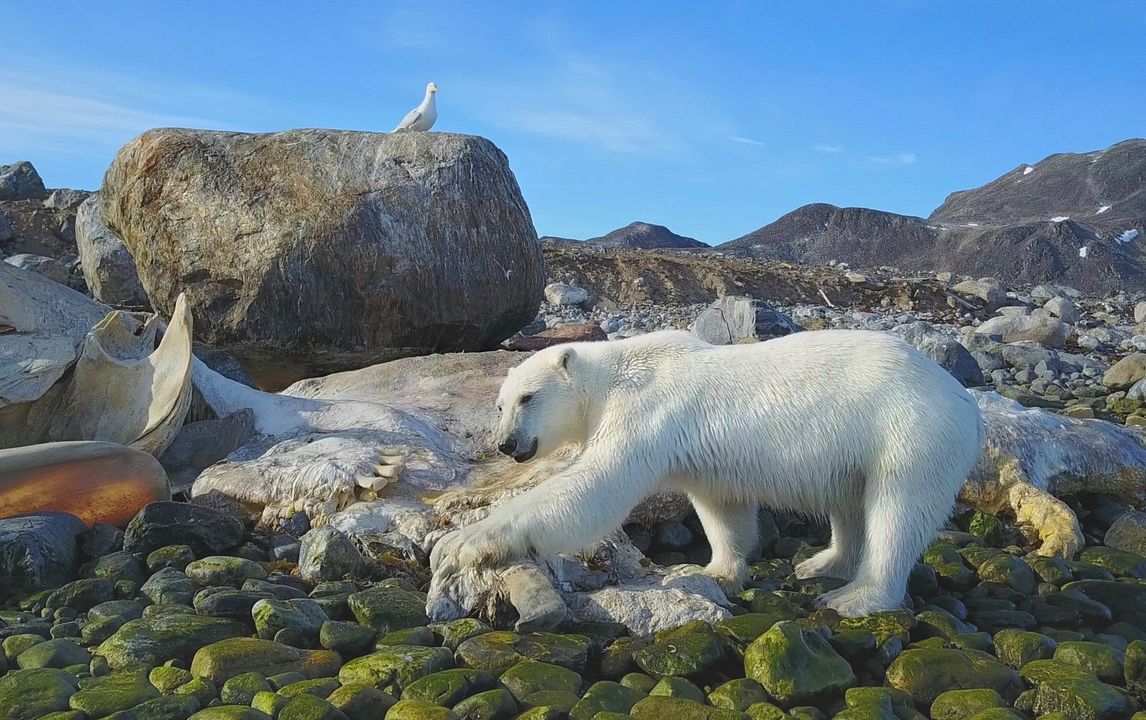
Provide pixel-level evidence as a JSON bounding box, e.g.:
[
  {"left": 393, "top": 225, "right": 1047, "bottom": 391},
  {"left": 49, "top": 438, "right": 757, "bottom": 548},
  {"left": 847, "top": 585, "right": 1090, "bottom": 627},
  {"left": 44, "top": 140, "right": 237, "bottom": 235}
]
[{"left": 2, "top": 2, "right": 1144, "bottom": 244}]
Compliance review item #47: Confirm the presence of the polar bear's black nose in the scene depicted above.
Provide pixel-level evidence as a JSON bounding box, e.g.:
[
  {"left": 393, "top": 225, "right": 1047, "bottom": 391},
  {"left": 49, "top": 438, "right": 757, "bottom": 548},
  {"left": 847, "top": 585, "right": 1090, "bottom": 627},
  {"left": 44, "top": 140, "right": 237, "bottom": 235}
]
[{"left": 498, "top": 439, "right": 517, "bottom": 456}]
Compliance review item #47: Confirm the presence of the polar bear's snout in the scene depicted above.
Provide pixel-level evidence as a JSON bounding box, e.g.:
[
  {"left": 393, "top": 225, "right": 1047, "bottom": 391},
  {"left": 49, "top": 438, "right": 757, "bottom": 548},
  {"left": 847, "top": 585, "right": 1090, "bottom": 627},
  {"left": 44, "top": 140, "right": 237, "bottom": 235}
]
[{"left": 497, "top": 435, "right": 538, "bottom": 463}]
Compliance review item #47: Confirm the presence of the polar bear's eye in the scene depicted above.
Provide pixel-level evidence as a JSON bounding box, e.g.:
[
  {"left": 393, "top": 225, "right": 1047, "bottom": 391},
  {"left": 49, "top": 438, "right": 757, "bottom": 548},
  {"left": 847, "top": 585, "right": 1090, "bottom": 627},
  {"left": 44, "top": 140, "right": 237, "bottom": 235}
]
[{"left": 519, "top": 394, "right": 533, "bottom": 405}]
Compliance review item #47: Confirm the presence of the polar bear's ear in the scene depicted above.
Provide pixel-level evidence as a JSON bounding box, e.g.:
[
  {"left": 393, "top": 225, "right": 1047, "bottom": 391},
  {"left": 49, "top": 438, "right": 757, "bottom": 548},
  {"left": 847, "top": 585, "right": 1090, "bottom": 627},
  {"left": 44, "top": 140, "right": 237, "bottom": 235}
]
[{"left": 555, "top": 347, "right": 575, "bottom": 377}]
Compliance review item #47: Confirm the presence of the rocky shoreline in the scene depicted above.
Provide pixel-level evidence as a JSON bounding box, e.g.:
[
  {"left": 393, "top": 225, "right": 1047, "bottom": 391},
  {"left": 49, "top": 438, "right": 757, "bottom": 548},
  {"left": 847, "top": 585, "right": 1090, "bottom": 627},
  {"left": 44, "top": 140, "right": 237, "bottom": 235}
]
[{"left": 6, "top": 134, "right": 1146, "bottom": 720}]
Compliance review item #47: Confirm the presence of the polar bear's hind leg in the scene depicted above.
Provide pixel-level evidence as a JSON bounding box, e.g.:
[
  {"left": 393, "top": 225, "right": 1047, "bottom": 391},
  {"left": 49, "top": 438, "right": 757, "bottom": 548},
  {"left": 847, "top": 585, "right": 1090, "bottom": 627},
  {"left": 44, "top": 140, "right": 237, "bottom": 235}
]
[{"left": 821, "top": 458, "right": 959, "bottom": 617}]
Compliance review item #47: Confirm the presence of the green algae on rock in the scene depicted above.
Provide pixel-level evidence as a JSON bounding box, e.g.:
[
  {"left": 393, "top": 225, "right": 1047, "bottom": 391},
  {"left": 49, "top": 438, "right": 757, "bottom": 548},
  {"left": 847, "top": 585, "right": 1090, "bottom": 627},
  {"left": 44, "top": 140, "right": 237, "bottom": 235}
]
[
  {"left": 0, "top": 668, "right": 79, "bottom": 720},
  {"left": 190, "top": 637, "right": 342, "bottom": 684},
  {"left": 96, "top": 613, "right": 248, "bottom": 670},
  {"left": 632, "top": 620, "right": 724, "bottom": 678},
  {"left": 454, "top": 632, "right": 590, "bottom": 676},
  {"left": 744, "top": 621, "right": 855, "bottom": 707},
  {"left": 885, "top": 648, "right": 1022, "bottom": 707},
  {"left": 338, "top": 645, "right": 453, "bottom": 693}
]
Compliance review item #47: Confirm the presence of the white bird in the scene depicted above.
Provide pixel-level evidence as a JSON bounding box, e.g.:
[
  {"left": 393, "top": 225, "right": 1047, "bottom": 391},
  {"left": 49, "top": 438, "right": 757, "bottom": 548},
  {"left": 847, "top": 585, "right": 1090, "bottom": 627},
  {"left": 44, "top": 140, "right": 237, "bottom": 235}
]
[{"left": 393, "top": 82, "right": 438, "bottom": 132}]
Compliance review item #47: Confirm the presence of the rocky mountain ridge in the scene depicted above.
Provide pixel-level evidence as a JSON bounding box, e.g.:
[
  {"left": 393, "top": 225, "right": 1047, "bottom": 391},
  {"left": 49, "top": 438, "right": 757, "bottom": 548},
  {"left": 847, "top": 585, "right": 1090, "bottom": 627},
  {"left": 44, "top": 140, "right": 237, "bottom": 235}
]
[{"left": 719, "top": 138, "right": 1146, "bottom": 293}]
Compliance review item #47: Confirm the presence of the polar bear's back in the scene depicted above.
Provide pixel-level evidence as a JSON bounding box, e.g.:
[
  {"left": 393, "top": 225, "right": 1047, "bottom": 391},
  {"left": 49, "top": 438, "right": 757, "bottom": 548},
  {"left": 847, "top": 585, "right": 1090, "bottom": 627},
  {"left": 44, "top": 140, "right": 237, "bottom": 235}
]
[{"left": 589, "top": 329, "right": 983, "bottom": 514}]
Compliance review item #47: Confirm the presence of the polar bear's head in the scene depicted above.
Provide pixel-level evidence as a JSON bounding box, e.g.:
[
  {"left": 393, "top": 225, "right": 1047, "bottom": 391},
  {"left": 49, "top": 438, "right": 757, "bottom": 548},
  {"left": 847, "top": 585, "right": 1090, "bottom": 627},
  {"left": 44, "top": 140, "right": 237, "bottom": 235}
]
[{"left": 494, "top": 345, "right": 584, "bottom": 462}]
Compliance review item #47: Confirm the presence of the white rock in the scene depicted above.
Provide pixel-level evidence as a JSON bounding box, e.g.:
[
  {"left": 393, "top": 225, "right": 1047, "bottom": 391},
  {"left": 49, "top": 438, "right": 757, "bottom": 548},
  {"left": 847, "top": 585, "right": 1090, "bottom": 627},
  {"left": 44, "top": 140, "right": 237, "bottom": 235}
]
[{"left": 544, "top": 282, "right": 589, "bottom": 306}]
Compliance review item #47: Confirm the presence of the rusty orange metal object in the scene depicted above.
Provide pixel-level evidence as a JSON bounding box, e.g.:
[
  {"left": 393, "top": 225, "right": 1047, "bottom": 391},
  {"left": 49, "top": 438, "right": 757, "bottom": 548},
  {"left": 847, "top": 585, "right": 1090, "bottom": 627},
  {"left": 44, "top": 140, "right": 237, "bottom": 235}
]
[{"left": 0, "top": 441, "right": 171, "bottom": 527}]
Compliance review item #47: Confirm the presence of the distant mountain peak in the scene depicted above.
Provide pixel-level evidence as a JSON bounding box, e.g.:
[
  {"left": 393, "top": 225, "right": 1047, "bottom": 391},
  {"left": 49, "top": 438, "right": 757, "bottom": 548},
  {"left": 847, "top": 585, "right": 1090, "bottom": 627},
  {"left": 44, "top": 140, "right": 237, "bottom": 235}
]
[{"left": 586, "top": 221, "right": 708, "bottom": 249}]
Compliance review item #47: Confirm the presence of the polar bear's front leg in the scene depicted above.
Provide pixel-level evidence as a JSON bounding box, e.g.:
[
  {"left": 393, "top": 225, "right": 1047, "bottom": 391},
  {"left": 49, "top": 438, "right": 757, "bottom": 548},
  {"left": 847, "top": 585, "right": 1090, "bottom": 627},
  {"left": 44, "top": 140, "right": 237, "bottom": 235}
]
[
  {"left": 689, "top": 493, "right": 756, "bottom": 593},
  {"left": 430, "top": 450, "right": 660, "bottom": 582}
]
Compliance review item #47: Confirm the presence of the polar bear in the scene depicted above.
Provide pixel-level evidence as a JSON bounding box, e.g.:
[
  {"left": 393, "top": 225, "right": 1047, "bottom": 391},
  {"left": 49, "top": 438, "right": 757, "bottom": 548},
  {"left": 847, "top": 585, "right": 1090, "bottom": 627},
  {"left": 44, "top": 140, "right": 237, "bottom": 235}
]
[{"left": 430, "top": 329, "right": 984, "bottom": 617}]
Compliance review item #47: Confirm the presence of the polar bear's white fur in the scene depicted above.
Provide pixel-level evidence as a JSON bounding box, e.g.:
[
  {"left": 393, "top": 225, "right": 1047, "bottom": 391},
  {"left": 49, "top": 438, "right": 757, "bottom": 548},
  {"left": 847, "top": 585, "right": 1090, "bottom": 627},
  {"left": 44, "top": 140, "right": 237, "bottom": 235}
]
[{"left": 430, "top": 329, "right": 984, "bottom": 617}]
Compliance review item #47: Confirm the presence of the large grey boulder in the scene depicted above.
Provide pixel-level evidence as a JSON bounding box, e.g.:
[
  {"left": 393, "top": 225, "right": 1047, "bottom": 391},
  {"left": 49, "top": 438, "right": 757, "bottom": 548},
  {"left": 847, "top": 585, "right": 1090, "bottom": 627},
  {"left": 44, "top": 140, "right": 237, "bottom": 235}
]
[
  {"left": 691, "top": 295, "right": 801, "bottom": 345},
  {"left": 0, "top": 513, "right": 86, "bottom": 601},
  {"left": 891, "top": 321, "right": 984, "bottom": 387},
  {"left": 0, "top": 161, "right": 47, "bottom": 201},
  {"left": 75, "top": 195, "right": 148, "bottom": 307},
  {"left": 974, "top": 315, "right": 1069, "bottom": 348},
  {"left": 102, "top": 129, "right": 545, "bottom": 380},
  {"left": 3, "top": 253, "right": 68, "bottom": 285}
]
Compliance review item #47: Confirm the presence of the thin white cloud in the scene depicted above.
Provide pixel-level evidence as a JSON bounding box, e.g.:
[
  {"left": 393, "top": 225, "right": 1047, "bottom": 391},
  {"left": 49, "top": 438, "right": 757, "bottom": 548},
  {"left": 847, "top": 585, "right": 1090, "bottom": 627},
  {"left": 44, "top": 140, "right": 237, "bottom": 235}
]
[
  {"left": 456, "top": 54, "right": 684, "bottom": 155},
  {"left": 728, "top": 135, "right": 766, "bottom": 147},
  {"left": 814, "top": 143, "right": 844, "bottom": 153},
  {"left": 0, "top": 66, "right": 277, "bottom": 161},
  {"left": 866, "top": 152, "right": 918, "bottom": 165}
]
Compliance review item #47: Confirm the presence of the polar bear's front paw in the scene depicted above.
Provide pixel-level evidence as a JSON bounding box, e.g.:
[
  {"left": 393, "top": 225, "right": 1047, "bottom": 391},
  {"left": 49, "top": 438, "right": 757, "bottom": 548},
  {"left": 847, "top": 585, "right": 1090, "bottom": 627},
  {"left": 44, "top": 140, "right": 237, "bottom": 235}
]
[
  {"left": 429, "top": 517, "right": 519, "bottom": 580},
  {"left": 703, "top": 562, "right": 748, "bottom": 595},
  {"left": 815, "top": 583, "right": 900, "bottom": 618}
]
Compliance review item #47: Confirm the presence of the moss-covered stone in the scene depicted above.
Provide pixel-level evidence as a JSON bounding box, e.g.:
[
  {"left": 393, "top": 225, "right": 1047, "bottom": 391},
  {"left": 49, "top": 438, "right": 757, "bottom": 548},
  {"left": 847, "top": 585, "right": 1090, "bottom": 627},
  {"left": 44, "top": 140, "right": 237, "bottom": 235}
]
[
  {"left": 632, "top": 621, "right": 723, "bottom": 678},
  {"left": 734, "top": 591, "right": 805, "bottom": 625},
  {"left": 346, "top": 586, "right": 428, "bottom": 634},
  {"left": 837, "top": 610, "right": 916, "bottom": 645},
  {"left": 992, "top": 629, "right": 1056, "bottom": 668},
  {"left": 173, "top": 677, "right": 218, "bottom": 707},
  {"left": 929, "top": 688, "right": 1004, "bottom": 720},
  {"left": 885, "top": 648, "right": 1022, "bottom": 707},
  {"left": 923, "top": 543, "right": 975, "bottom": 590},
  {"left": 648, "top": 676, "right": 707, "bottom": 704},
  {"left": 191, "top": 638, "right": 342, "bottom": 684},
  {"left": 278, "top": 677, "right": 341, "bottom": 700},
  {"left": 140, "top": 568, "right": 197, "bottom": 605},
  {"left": 185, "top": 707, "right": 272, "bottom": 720},
  {"left": 715, "top": 614, "right": 781, "bottom": 659},
  {"left": 744, "top": 620, "right": 855, "bottom": 707},
  {"left": 1079, "top": 547, "right": 1146, "bottom": 578},
  {"left": 384, "top": 699, "right": 458, "bottom": 720},
  {"left": 1033, "top": 675, "right": 1135, "bottom": 720},
  {"left": 428, "top": 619, "right": 490, "bottom": 652},
  {"left": 338, "top": 645, "right": 453, "bottom": 693},
  {"left": 597, "top": 636, "right": 646, "bottom": 679},
  {"left": 1054, "top": 641, "right": 1126, "bottom": 684},
  {"left": 402, "top": 669, "right": 496, "bottom": 707},
  {"left": 1027, "top": 556, "right": 1074, "bottom": 586},
  {"left": 326, "top": 683, "right": 397, "bottom": 720},
  {"left": 0, "top": 668, "right": 79, "bottom": 720},
  {"left": 513, "top": 709, "right": 562, "bottom": 720},
  {"left": 620, "top": 672, "right": 658, "bottom": 694},
  {"left": 17, "top": 638, "right": 91, "bottom": 669},
  {"left": 498, "top": 659, "right": 581, "bottom": 708},
  {"left": 82, "top": 600, "right": 149, "bottom": 645},
  {"left": 744, "top": 702, "right": 789, "bottom": 719},
  {"left": 278, "top": 694, "right": 346, "bottom": 720},
  {"left": 914, "top": 609, "right": 974, "bottom": 640},
  {"left": 185, "top": 556, "right": 267, "bottom": 588},
  {"left": 253, "top": 598, "right": 328, "bottom": 645},
  {"left": 252, "top": 691, "right": 291, "bottom": 718},
  {"left": 96, "top": 614, "right": 248, "bottom": 670},
  {"left": 629, "top": 696, "right": 745, "bottom": 720},
  {"left": 319, "top": 621, "right": 376, "bottom": 658},
  {"left": 455, "top": 632, "right": 590, "bottom": 676},
  {"left": 149, "top": 665, "right": 194, "bottom": 694},
  {"left": 450, "top": 688, "right": 517, "bottom": 719},
  {"left": 964, "top": 710, "right": 1024, "bottom": 720},
  {"left": 69, "top": 670, "right": 160, "bottom": 717},
  {"left": 220, "top": 672, "right": 273, "bottom": 705},
  {"left": 376, "top": 626, "right": 435, "bottom": 648},
  {"left": 146, "top": 544, "right": 196, "bottom": 572},
  {"left": 45, "top": 578, "right": 117, "bottom": 612},
  {"left": 4, "top": 633, "right": 46, "bottom": 663},
  {"left": 103, "top": 694, "right": 202, "bottom": 720},
  {"left": 568, "top": 680, "right": 644, "bottom": 720},
  {"left": 1018, "top": 658, "right": 1094, "bottom": 685},
  {"left": 707, "top": 678, "right": 768, "bottom": 711},
  {"left": 1127, "top": 639, "right": 1146, "bottom": 700}
]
